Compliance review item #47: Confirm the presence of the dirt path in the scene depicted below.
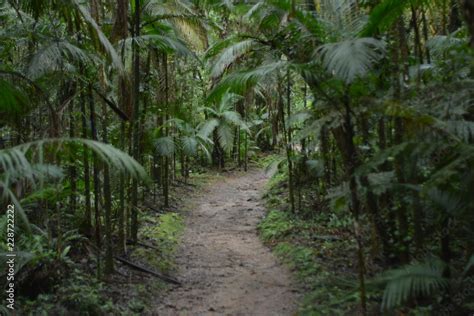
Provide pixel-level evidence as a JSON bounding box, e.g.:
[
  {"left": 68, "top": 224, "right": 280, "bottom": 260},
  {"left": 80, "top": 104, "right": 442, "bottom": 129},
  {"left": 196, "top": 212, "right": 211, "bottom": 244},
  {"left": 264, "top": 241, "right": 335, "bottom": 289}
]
[{"left": 155, "top": 169, "right": 299, "bottom": 316}]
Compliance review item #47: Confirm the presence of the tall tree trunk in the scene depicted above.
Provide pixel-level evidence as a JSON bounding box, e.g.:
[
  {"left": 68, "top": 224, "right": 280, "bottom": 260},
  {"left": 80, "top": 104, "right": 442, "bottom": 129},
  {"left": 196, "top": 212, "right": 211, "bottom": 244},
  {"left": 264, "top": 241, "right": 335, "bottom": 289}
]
[
  {"left": 421, "top": 6, "right": 431, "bottom": 63},
  {"left": 449, "top": 0, "right": 462, "bottom": 32},
  {"left": 81, "top": 90, "right": 92, "bottom": 235},
  {"left": 118, "top": 122, "right": 126, "bottom": 254},
  {"left": 341, "top": 97, "right": 367, "bottom": 316},
  {"left": 89, "top": 84, "right": 101, "bottom": 277},
  {"left": 130, "top": 0, "right": 141, "bottom": 243},
  {"left": 285, "top": 70, "right": 295, "bottom": 213},
  {"left": 102, "top": 106, "right": 114, "bottom": 274},
  {"left": 112, "top": 0, "right": 129, "bottom": 254},
  {"left": 395, "top": 18, "right": 410, "bottom": 264},
  {"left": 69, "top": 99, "right": 77, "bottom": 218},
  {"left": 163, "top": 54, "right": 170, "bottom": 208}
]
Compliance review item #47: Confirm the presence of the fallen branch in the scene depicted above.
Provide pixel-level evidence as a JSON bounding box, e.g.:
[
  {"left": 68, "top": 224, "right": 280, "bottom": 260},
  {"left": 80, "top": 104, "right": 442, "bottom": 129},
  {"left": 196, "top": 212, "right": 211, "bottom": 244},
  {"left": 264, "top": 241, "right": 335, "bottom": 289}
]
[
  {"left": 126, "top": 239, "right": 161, "bottom": 251},
  {"left": 174, "top": 179, "right": 197, "bottom": 187},
  {"left": 114, "top": 256, "right": 181, "bottom": 285},
  {"left": 142, "top": 202, "right": 163, "bottom": 213}
]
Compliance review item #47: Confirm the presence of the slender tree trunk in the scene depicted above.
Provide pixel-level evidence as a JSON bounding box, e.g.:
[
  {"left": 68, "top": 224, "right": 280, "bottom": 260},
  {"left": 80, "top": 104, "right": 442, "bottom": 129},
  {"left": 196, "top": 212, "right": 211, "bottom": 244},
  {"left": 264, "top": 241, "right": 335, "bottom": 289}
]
[
  {"left": 320, "top": 125, "right": 331, "bottom": 190},
  {"left": 341, "top": 97, "right": 367, "bottom": 316},
  {"left": 102, "top": 107, "right": 114, "bottom": 274},
  {"left": 421, "top": 6, "right": 431, "bottom": 63},
  {"left": 118, "top": 122, "right": 126, "bottom": 254},
  {"left": 448, "top": 0, "right": 462, "bottom": 32},
  {"left": 130, "top": 0, "right": 141, "bottom": 243},
  {"left": 282, "top": 71, "right": 295, "bottom": 213},
  {"left": 81, "top": 90, "right": 92, "bottom": 235},
  {"left": 69, "top": 99, "right": 77, "bottom": 217},
  {"left": 88, "top": 84, "right": 101, "bottom": 277},
  {"left": 411, "top": 6, "right": 424, "bottom": 64},
  {"left": 394, "top": 18, "right": 410, "bottom": 264},
  {"left": 162, "top": 53, "right": 170, "bottom": 208}
]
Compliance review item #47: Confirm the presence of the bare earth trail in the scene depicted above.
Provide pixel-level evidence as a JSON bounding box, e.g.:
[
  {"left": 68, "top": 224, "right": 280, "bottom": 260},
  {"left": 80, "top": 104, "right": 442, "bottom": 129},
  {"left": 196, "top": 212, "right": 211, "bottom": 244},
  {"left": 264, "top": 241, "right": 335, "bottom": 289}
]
[{"left": 155, "top": 169, "right": 300, "bottom": 316}]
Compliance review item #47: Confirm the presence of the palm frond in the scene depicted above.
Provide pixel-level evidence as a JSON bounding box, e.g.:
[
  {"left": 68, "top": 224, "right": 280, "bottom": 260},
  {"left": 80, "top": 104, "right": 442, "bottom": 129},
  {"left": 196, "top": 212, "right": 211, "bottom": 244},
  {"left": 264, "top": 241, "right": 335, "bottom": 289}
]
[
  {"left": 27, "top": 41, "right": 91, "bottom": 79},
  {"left": 132, "top": 34, "right": 192, "bottom": 56},
  {"left": 464, "top": 255, "right": 474, "bottom": 276},
  {"left": 427, "top": 33, "right": 467, "bottom": 58},
  {"left": 0, "top": 79, "right": 29, "bottom": 119},
  {"left": 288, "top": 110, "right": 312, "bottom": 127},
  {"left": 217, "top": 123, "right": 234, "bottom": 152},
  {"left": 208, "top": 61, "right": 287, "bottom": 101},
  {"left": 73, "top": 0, "right": 125, "bottom": 74},
  {"left": 317, "top": 37, "right": 386, "bottom": 83},
  {"left": 378, "top": 259, "right": 447, "bottom": 310},
  {"left": 181, "top": 136, "right": 198, "bottom": 156},
  {"left": 154, "top": 136, "right": 176, "bottom": 157},
  {"left": 317, "top": 0, "right": 368, "bottom": 38},
  {"left": 426, "top": 188, "right": 467, "bottom": 217},
  {"left": 222, "top": 111, "right": 244, "bottom": 126},
  {"left": 143, "top": 0, "right": 208, "bottom": 50},
  {"left": 360, "top": 0, "right": 410, "bottom": 37},
  {"left": 198, "top": 118, "right": 219, "bottom": 137},
  {"left": 0, "top": 138, "right": 147, "bottom": 234},
  {"left": 210, "top": 39, "right": 257, "bottom": 79}
]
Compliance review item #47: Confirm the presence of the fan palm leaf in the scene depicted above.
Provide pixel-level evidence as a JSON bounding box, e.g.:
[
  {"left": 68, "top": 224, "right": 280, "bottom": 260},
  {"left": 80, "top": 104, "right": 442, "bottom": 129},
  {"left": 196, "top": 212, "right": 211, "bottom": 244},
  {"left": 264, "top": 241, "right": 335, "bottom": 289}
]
[
  {"left": 378, "top": 259, "right": 448, "bottom": 310},
  {"left": 317, "top": 37, "right": 386, "bottom": 83}
]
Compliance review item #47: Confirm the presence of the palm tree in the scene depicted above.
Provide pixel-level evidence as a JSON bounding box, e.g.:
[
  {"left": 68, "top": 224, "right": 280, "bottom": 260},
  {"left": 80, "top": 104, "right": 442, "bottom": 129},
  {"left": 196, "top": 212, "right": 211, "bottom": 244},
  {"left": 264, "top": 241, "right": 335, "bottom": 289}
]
[{"left": 198, "top": 91, "right": 249, "bottom": 168}]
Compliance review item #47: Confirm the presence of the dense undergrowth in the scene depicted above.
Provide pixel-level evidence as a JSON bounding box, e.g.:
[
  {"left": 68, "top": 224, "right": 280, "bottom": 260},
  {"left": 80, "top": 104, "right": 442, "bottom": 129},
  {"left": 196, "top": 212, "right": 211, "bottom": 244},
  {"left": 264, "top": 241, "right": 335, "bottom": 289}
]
[
  {"left": 259, "top": 156, "right": 361, "bottom": 315},
  {"left": 2, "top": 0, "right": 474, "bottom": 314},
  {"left": 258, "top": 154, "right": 474, "bottom": 315},
  {"left": 0, "top": 173, "right": 215, "bottom": 315}
]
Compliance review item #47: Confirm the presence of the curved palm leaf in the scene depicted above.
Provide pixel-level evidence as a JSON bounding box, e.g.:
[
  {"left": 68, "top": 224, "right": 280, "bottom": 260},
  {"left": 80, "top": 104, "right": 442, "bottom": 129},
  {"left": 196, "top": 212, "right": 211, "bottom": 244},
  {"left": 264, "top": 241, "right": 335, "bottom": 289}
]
[
  {"left": 210, "top": 39, "right": 257, "bottom": 79},
  {"left": 0, "top": 138, "right": 148, "bottom": 234},
  {"left": 27, "top": 41, "right": 91, "bottom": 79}
]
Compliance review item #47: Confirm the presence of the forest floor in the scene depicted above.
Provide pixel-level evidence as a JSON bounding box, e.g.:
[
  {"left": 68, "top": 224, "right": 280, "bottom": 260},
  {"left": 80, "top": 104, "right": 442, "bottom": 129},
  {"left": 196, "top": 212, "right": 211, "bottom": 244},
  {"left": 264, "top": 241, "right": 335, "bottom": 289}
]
[{"left": 154, "top": 168, "right": 300, "bottom": 315}]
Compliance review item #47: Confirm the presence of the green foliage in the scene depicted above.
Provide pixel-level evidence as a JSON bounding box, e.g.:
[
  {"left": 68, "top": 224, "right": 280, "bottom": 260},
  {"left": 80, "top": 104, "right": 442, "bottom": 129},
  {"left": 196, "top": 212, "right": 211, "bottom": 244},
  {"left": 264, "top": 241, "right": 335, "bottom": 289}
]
[
  {"left": 210, "top": 39, "right": 257, "bottom": 79},
  {"left": 375, "top": 259, "right": 448, "bottom": 310},
  {"left": 199, "top": 92, "right": 248, "bottom": 152},
  {"left": 258, "top": 210, "right": 294, "bottom": 242},
  {"left": 136, "top": 212, "right": 184, "bottom": 272},
  {"left": 360, "top": 0, "right": 411, "bottom": 37},
  {"left": 317, "top": 38, "right": 386, "bottom": 83},
  {"left": 155, "top": 136, "right": 176, "bottom": 157},
  {"left": 0, "top": 79, "right": 30, "bottom": 119},
  {"left": 259, "top": 182, "right": 358, "bottom": 315},
  {"left": 21, "top": 269, "right": 116, "bottom": 315}
]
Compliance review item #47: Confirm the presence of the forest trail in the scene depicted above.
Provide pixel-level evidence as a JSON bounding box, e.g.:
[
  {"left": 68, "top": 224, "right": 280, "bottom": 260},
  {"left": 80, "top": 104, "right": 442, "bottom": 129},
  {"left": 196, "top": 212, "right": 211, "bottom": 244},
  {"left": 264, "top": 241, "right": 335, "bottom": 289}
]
[{"left": 155, "top": 169, "right": 300, "bottom": 315}]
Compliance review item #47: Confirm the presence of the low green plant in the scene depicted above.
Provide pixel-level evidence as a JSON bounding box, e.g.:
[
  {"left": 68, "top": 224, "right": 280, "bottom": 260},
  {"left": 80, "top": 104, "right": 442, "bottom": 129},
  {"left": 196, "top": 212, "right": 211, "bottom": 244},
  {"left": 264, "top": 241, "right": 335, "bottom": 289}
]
[
  {"left": 258, "top": 210, "right": 294, "bottom": 242},
  {"left": 134, "top": 212, "right": 184, "bottom": 272}
]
